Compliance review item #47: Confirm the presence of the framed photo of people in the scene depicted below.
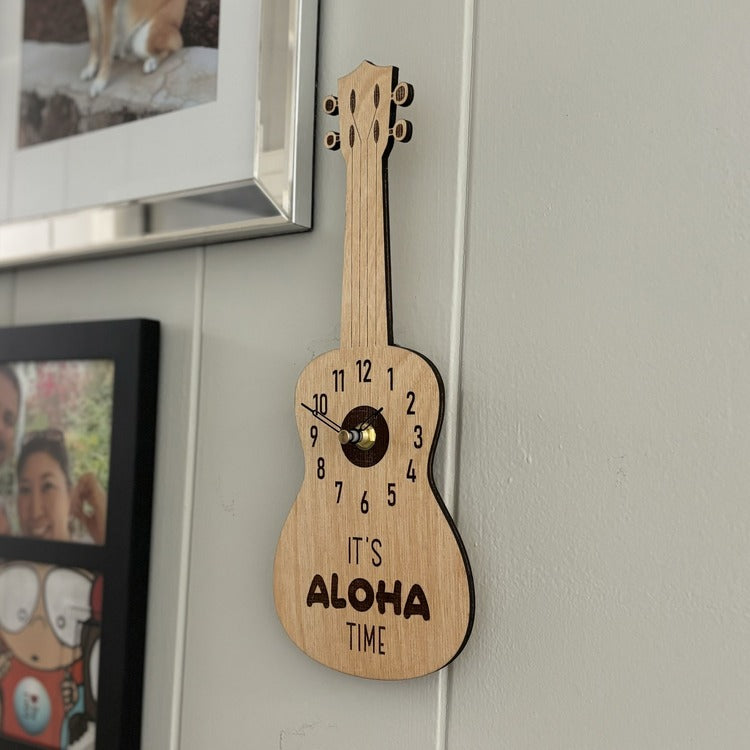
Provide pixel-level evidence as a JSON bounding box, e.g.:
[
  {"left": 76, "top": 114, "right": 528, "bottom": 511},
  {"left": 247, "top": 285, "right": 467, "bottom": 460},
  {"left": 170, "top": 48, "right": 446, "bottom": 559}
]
[{"left": 0, "top": 319, "right": 160, "bottom": 750}]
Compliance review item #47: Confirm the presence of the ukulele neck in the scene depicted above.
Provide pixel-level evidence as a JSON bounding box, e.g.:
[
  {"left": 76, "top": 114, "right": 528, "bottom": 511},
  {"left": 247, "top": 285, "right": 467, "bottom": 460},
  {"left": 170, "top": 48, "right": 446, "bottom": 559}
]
[
  {"left": 341, "top": 142, "right": 392, "bottom": 348},
  {"left": 336, "top": 62, "right": 401, "bottom": 349}
]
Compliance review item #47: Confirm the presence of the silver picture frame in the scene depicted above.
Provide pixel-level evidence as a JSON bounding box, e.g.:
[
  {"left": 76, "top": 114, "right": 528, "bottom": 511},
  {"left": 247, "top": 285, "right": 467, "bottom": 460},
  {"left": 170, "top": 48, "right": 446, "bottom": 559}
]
[{"left": 0, "top": 0, "right": 317, "bottom": 268}]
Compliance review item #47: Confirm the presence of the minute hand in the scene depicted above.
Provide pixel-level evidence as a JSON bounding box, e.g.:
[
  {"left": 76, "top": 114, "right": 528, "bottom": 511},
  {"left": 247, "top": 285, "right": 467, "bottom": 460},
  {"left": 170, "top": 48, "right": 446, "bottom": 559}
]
[
  {"left": 300, "top": 402, "right": 342, "bottom": 433},
  {"left": 359, "top": 406, "right": 384, "bottom": 431}
]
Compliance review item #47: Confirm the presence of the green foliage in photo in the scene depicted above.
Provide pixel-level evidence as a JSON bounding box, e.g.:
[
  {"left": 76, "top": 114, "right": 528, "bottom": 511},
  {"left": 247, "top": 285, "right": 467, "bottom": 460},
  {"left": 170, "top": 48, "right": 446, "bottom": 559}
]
[{"left": 20, "top": 360, "right": 114, "bottom": 490}]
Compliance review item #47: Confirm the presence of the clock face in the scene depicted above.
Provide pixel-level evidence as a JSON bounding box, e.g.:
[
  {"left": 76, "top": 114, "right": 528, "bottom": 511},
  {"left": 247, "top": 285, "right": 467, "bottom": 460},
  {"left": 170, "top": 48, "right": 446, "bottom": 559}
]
[
  {"left": 297, "top": 347, "right": 432, "bottom": 511},
  {"left": 274, "top": 345, "right": 472, "bottom": 680}
]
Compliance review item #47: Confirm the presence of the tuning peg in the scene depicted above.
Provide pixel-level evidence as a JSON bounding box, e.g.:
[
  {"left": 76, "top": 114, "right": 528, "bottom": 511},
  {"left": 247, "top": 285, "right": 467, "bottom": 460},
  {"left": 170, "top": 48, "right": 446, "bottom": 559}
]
[
  {"left": 323, "top": 95, "right": 339, "bottom": 116},
  {"left": 324, "top": 131, "right": 341, "bottom": 150},
  {"left": 391, "top": 119, "right": 412, "bottom": 143},
  {"left": 392, "top": 82, "right": 414, "bottom": 107}
]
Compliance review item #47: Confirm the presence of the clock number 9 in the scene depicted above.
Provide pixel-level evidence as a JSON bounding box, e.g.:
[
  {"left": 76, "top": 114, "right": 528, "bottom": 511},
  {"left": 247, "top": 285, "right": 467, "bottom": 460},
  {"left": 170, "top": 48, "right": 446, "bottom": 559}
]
[{"left": 310, "top": 425, "right": 318, "bottom": 447}]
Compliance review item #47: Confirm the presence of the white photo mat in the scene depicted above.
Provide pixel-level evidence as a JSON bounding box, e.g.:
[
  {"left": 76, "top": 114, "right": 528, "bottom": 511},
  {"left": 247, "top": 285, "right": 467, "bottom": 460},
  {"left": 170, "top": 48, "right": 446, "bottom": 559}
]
[{"left": 0, "top": 0, "right": 317, "bottom": 267}]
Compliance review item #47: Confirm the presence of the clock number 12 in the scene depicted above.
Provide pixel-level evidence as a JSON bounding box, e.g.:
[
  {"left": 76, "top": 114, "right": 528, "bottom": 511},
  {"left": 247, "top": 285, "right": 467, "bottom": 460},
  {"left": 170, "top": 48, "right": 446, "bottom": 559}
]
[{"left": 356, "top": 359, "right": 372, "bottom": 383}]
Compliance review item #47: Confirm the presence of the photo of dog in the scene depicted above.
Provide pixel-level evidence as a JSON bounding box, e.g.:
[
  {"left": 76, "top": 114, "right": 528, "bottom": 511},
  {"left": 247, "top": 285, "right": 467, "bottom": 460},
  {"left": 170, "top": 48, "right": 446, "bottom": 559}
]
[
  {"left": 80, "top": 0, "right": 188, "bottom": 97},
  {"left": 18, "top": 0, "right": 221, "bottom": 147}
]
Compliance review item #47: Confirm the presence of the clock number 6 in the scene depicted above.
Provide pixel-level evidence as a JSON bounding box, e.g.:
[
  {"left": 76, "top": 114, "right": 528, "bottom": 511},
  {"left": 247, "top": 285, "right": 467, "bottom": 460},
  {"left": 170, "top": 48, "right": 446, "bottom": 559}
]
[{"left": 360, "top": 490, "right": 369, "bottom": 514}]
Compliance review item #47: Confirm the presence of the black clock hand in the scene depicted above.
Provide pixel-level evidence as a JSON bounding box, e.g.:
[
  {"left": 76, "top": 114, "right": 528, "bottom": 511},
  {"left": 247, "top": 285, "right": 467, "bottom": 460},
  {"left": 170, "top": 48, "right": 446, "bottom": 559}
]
[
  {"left": 359, "top": 406, "right": 384, "bottom": 431},
  {"left": 339, "top": 406, "right": 384, "bottom": 446},
  {"left": 300, "top": 403, "right": 342, "bottom": 433}
]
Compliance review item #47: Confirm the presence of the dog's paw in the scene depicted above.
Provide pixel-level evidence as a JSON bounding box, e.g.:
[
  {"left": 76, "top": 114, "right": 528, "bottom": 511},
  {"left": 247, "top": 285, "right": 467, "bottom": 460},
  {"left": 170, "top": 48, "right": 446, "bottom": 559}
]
[
  {"left": 143, "top": 57, "right": 159, "bottom": 74},
  {"left": 80, "top": 61, "right": 98, "bottom": 81},
  {"left": 89, "top": 77, "right": 107, "bottom": 97}
]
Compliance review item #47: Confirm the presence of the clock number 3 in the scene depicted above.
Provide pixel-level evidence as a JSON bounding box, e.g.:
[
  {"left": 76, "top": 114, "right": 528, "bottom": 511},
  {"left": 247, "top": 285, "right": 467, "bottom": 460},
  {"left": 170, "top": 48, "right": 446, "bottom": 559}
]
[{"left": 413, "top": 425, "right": 423, "bottom": 449}]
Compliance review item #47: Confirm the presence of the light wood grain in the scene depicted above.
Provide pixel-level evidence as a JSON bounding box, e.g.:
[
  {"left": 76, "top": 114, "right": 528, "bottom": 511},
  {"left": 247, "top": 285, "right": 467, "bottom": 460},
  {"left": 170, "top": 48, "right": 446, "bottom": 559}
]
[
  {"left": 274, "top": 61, "right": 473, "bottom": 680},
  {"left": 338, "top": 61, "right": 397, "bottom": 348}
]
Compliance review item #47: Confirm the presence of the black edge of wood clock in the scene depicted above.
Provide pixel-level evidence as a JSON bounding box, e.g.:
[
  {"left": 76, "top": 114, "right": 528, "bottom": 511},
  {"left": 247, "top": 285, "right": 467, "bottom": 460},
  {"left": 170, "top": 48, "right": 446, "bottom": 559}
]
[
  {"left": 403, "top": 344, "right": 476, "bottom": 668},
  {"left": 380, "top": 62, "right": 398, "bottom": 347},
  {"left": 380, "top": 66, "right": 475, "bottom": 663}
]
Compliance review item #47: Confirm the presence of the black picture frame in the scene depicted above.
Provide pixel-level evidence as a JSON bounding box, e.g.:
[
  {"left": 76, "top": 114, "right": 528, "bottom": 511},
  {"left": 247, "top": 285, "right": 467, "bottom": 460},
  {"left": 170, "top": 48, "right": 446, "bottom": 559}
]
[{"left": 0, "top": 319, "right": 160, "bottom": 750}]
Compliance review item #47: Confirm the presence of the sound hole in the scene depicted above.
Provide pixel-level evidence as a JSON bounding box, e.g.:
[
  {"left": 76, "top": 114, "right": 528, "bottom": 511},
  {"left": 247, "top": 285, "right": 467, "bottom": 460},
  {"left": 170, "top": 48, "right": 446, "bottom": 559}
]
[
  {"left": 350, "top": 90, "right": 356, "bottom": 113},
  {"left": 341, "top": 405, "right": 389, "bottom": 468},
  {"left": 374, "top": 84, "right": 380, "bottom": 108},
  {"left": 374, "top": 121, "right": 380, "bottom": 142}
]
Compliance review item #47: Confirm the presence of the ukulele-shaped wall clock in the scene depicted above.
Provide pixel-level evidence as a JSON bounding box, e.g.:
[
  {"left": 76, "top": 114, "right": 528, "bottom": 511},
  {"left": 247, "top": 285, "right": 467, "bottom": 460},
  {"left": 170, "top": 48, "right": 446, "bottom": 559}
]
[{"left": 274, "top": 61, "right": 474, "bottom": 680}]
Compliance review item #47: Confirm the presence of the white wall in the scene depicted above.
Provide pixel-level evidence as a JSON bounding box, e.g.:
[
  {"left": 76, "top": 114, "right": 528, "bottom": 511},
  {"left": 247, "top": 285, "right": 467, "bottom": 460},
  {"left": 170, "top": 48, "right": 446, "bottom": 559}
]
[{"left": 2, "top": 1, "right": 749, "bottom": 748}]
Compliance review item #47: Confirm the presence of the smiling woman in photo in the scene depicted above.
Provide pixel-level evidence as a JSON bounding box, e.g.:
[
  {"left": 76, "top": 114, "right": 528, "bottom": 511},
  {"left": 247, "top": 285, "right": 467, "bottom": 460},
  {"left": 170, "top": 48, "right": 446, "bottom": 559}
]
[{"left": 16, "top": 430, "right": 107, "bottom": 546}]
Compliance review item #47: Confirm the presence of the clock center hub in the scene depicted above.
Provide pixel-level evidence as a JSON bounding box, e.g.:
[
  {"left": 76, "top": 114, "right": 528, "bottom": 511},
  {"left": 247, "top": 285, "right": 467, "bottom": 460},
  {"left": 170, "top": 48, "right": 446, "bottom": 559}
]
[
  {"left": 340, "top": 405, "right": 389, "bottom": 468},
  {"left": 338, "top": 424, "right": 376, "bottom": 450}
]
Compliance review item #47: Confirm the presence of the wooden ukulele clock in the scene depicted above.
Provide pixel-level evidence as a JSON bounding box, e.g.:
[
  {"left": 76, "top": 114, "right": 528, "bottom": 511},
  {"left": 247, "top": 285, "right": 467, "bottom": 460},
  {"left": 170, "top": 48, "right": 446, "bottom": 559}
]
[{"left": 274, "top": 61, "right": 474, "bottom": 680}]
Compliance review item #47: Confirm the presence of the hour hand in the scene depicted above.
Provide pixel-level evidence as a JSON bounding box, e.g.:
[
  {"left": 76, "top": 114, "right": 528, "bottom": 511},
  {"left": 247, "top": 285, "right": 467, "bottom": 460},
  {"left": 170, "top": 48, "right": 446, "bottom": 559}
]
[{"left": 300, "top": 403, "right": 342, "bottom": 433}]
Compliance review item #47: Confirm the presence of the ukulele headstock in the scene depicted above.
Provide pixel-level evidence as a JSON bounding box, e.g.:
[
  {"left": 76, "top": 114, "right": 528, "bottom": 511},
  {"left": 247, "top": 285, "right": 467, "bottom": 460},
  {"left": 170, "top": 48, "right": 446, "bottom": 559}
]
[{"left": 324, "top": 60, "right": 413, "bottom": 159}]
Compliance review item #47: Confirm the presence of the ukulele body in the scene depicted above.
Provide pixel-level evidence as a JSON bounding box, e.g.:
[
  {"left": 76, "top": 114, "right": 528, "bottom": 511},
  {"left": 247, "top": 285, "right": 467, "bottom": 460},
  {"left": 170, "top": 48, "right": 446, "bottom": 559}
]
[{"left": 274, "top": 345, "right": 473, "bottom": 680}]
